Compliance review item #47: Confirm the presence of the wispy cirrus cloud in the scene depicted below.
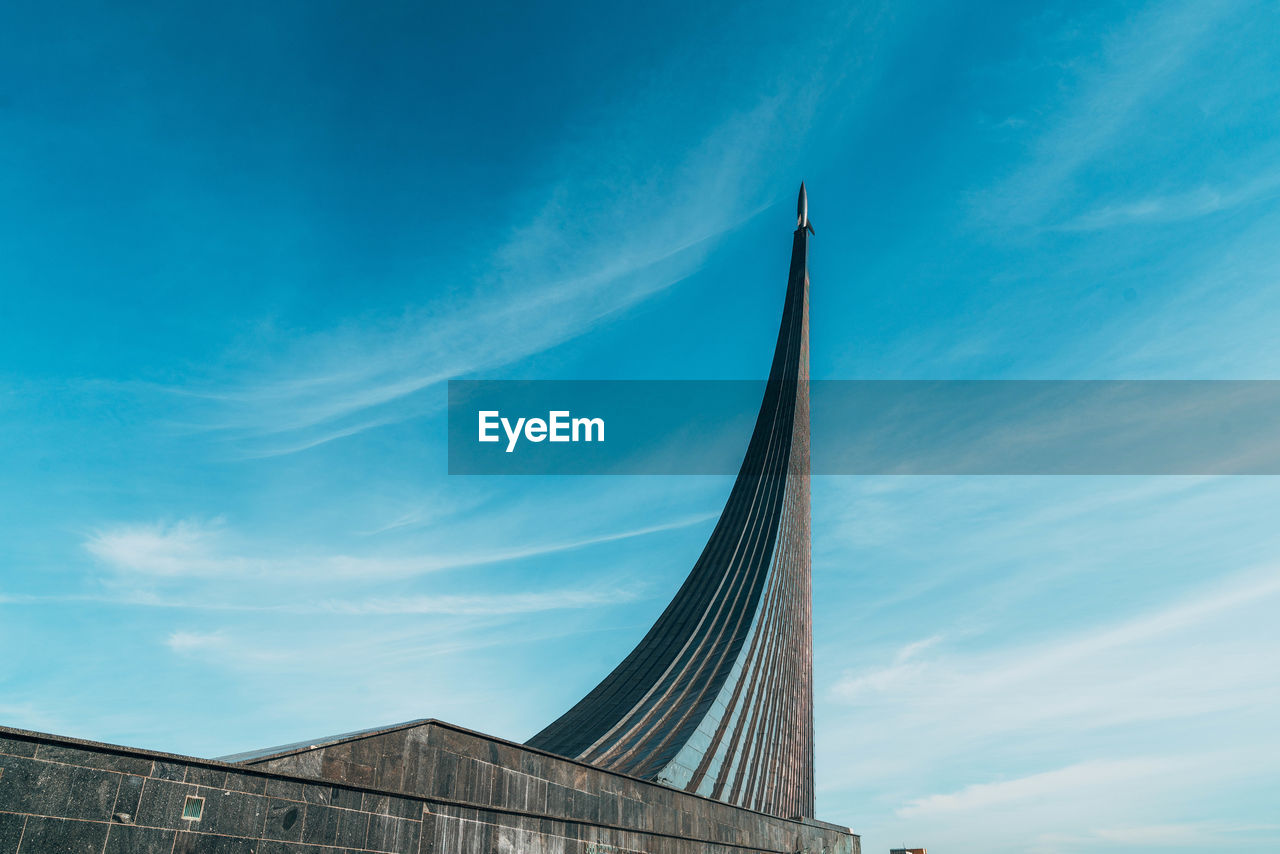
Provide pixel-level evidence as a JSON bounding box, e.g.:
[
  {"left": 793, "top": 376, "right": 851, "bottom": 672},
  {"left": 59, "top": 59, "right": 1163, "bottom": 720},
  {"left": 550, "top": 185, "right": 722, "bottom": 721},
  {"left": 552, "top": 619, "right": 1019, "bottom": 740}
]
[
  {"left": 83, "top": 512, "right": 714, "bottom": 583},
  {"left": 123, "top": 62, "right": 829, "bottom": 459},
  {"left": 84, "top": 517, "right": 229, "bottom": 577},
  {"left": 316, "top": 588, "right": 641, "bottom": 616},
  {"left": 817, "top": 558, "right": 1280, "bottom": 853},
  {"left": 96, "top": 4, "right": 908, "bottom": 462},
  {"left": 829, "top": 568, "right": 1280, "bottom": 750},
  {"left": 972, "top": 0, "right": 1246, "bottom": 230},
  {"left": 1084, "top": 822, "right": 1280, "bottom": 847},
  {"left": 894, "top": 758, "right": 1280, "bottom": 854},
  {"left": 896, "top": 757, "right": 1186, "bottom": 818},
  {"left": 166, "top": 630, "right": 292, "bottom": 664},
  {"left": 1059, "top": 167, "right": 1280, "bottom": 231}
]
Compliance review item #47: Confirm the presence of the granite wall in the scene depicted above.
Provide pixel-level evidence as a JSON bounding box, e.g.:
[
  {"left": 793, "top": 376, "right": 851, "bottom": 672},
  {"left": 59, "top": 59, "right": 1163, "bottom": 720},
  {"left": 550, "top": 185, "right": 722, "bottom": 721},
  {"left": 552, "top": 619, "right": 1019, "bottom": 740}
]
[
  {"left": 245, "top": 720, "right": 857, "bottom": 854},
  {"left": 0, "top": 721, "right": 858, "bottom": 854},
  {"left": 0, "top": 727, "right": 422, "bottom": 854}
]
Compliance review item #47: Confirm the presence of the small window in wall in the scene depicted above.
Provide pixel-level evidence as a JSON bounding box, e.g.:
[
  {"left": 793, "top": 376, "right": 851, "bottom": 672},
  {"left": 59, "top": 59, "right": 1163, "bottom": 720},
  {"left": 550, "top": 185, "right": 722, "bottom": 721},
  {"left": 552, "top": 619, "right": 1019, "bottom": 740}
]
[{"left": 182, "top": 795, "right": 204, "bottom": 822}]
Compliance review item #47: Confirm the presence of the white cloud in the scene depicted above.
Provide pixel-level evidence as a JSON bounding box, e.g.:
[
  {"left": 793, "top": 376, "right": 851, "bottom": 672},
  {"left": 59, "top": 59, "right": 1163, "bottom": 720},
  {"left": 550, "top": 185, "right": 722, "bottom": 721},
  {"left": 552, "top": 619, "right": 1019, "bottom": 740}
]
[
  {"left": 974, "top": 0, "right": 1245, "bottom": 229},
  {"left": 84, "top": 518, "right": 229, "bottom": 577},
  {"left": 83, "top": 512, "right": 714, "bottom": 583},
  {"left": 834, "top": 634, "right": 940, "bottom": 698},
  {"left": 829, "top": 569, "right": 1280, "bottom": 746},
  {"left": 311, "top": 587, "right": 641, "bottom": 617},
  {"left": 1091, "top": 822, "right": 1278, "bottom": 846},
  {"left": 860, "top": 749, "right": 1280, "bottom": 854},
  {"left": 1061, "top": 168, "right": 1280, "bottom": 231},
  {"left": 896, "top": 757, "right": 1184, "bottom": 818},
  {"left": 1030, "top": 821, "right": 1280, "bottom": 853},
  {"left": 117, "top": 46, "right": 830, "bottom": 459},
  {"left": 812, "top": 475, "right": 1280, "bottom": 853},
  {"left": 165, "top": 630, "right": 290, "bottom": 665}
]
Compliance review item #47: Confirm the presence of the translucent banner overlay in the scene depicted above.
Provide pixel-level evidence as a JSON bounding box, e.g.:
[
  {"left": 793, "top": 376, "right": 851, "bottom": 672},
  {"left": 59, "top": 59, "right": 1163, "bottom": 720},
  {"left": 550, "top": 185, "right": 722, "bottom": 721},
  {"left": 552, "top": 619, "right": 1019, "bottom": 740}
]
[{"left": 447, "top": 380, "right": 1280, "bottom": 475}]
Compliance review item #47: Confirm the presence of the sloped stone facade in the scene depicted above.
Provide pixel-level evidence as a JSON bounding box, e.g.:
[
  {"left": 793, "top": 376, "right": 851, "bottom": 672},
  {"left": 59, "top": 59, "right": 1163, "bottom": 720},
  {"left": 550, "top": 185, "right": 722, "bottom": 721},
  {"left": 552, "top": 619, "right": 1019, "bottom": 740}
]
[{"left": 1, "top": 721, "right": 857, "bottom": 854}]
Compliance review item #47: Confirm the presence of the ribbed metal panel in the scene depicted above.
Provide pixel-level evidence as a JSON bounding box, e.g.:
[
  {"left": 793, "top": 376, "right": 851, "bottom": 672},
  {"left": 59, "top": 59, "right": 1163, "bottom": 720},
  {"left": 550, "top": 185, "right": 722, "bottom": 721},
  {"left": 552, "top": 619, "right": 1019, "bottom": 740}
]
[{"left": 527, "top": 226, "right": 813, "bottom": 819}]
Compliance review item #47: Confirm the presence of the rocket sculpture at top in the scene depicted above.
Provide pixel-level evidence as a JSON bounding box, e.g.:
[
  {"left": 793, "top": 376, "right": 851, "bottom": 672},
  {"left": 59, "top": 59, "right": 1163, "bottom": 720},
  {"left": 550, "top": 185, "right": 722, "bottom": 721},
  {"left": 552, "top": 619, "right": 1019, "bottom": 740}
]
[
  {"left": 797, "top": 180, "right": 815, "bottom": 234},
  {"left": 527, "top": 184, "right": 815, "bottom": 819}
]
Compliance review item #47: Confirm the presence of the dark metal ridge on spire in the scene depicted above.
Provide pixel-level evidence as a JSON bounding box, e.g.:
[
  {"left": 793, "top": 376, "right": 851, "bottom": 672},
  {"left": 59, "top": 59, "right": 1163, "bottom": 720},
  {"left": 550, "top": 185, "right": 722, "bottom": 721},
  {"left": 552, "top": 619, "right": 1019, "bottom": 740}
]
[{"left": 526, "top": 193, "right": 815, "bottom": 819}]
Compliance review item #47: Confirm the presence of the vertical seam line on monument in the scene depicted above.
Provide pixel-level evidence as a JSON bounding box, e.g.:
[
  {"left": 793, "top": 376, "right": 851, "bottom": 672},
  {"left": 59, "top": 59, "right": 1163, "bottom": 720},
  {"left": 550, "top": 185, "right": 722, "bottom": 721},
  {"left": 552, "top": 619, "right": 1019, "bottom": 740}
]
[
  {"left": 754, "top": 478, "right": 802, "bottom": 813},
  {"left": 589, "top": 371, "right": 791, "bottom": 773},
  {"left": 712, "top": 230, "right": 808, "bottom": 807},
  {"left": 535, "top": 346, "right": 793, "bottom": 757},
  {"left": 778, "top": 275, "right": 808, "bottom": 819},
  {"left": 532, "top": 267, "right": 805, "bottom": 760},
  {"left": 527, "top": 221, "right": 813, "bottom": 818},
  {"left": 721, "top": 231, "right": 807, "bottom": 809},
  {"left": 684, "top": 497, "right": 789, "bottom": 795},
  {"left": 529, "top": 369, "right": 798, "bottom": 751},
  {"left": 578, "top": 428, "right": 780, "bottom": 768},
  {"left": 530, "top": 498, "right": 734, "bottom": 749},
  {"left": 676, "top": 485, "right": 790, "bottom": 788},
  {"left": 760, "top": 233, "right": 810, "bottom": 817},
  {"left": 697, "top": 391, "right": 803, "bottom": 799},
  {"left": 798, "top": 269, "right": 814, "bottom": 817},
  {"left": 687, "top": 559, "right": 775, "bottom": 796},
  {"left": 601, "top": 224, "right": 808, "bottom": 741},
  {"left": 737, "top": 495, "right": 796, "bottom": 811},
  {"left": 774, "top": 486, "right": 799, "bottom": 816},
  {"left": 772, "top": 442, "right": 808, "bottom": 817},
  {"left": 620, "top": 245, "right": 808, "bottom": 778},
  {"left": 776, "top": 264, "right": 811, "bottom": 818},
  {"left": 731, "top": 532, "right": 787, "bottom": 809},
  {"left": 719, "top": 484, "right": 794, "bottom": 807},
  {"left": 739, "top": 232, "right": 809, "bottom": 811},
  {"left": 614, "top": 410, "right": 792, "bottom": 775},
  {"left": 576, "top": 240, "right": 806, "bottom": 773},
  {"left": 528, "top": 457, "right": 753, "bottom": 753}
]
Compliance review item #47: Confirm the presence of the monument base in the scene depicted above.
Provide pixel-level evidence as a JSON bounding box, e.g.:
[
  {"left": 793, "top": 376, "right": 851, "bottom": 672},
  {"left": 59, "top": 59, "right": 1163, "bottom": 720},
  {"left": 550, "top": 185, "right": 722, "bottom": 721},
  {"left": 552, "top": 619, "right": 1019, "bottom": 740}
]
[{"left": 0, "top": 720, "right": 858, "bottom": 854}]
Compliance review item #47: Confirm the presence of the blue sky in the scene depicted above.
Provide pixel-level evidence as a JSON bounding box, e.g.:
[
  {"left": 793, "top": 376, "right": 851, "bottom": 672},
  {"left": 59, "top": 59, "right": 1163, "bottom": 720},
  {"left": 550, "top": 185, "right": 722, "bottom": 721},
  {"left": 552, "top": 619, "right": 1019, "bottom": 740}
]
[{"left": 2, "top": 1, "right": 1280, "bottom": 852}]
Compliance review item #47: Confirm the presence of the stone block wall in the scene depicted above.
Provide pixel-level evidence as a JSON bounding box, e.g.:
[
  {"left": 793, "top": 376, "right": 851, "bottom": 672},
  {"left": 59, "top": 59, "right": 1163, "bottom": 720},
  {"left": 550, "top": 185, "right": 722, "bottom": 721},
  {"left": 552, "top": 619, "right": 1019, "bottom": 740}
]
[
  {"left": 247, "top": 720, "right": 857, "bottom": 854},
  {"left": 0, "top": 727, "right": 423, "bottom": 854},
  {"left": 0, "top": 721, "right": 858, "bottom": 854}
]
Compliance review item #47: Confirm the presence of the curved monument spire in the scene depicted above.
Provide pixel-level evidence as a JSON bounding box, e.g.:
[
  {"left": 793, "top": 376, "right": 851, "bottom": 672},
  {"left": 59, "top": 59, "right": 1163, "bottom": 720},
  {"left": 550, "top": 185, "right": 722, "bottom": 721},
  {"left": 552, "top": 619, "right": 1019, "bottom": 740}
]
[{"left": 527, "top": 185, "right": 814, "bottom": 819}]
